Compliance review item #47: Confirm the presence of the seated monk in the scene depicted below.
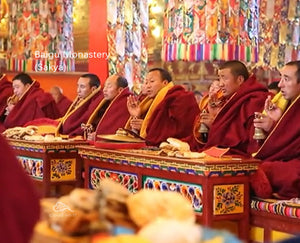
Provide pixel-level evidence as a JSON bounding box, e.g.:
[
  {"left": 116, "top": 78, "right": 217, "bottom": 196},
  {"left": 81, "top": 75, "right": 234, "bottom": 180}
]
[
  {"left": 0, "top": 73, "right": 13, "bottom": 123},
  {"left": 251, "top": 61, "right": 300, "bottom": 199},
  {"left": 126, "top": 68, "right": 200, "bottom": 146},
  {"left": 2, "top": 72, "right": 60, "bottom": 130},
  {"left": 198, "top": 79, "right": 221, "bottom": 111},
  {"left": 50, "top": 86, "right": 72, "bottom": 116},
  {"left": 191, "top": 60, "right": 269, "bottom": 156},
  {"left": 0, "top": 134, "right": 40, "bottom": 242},
  {"left": 55, "top": 73, "right": 103, "bottom": 137},
  {"left": 85, "top": 74, "right": 131, "bottom": 138}
]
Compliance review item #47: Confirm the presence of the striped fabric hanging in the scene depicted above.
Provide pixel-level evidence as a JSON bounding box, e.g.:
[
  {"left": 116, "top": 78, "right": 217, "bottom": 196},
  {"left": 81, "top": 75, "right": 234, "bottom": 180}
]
[{"left": 162, "top": 0, "right": 258, "bottom": 63}]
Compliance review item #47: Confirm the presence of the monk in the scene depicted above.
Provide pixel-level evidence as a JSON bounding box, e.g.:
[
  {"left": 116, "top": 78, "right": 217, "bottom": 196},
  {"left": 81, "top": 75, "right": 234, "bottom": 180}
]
[
  {"left": 192, "top": 60, "right": 269, "bottom": 156},
  {"left": 50, "top": 86, "right": 72, "bottom": 116},
  {"left": 85, "top": 74, "right": 131, "bottom": 138},
  {"left": 56, "top": 73, "right": 104, "bottom": 137},
  {"left": 251, "top": 61, "right": 300, "bottom": 199},
  {"left": 198, "top": 79, "right": 222, "bottom": 111},
  {"left": 0, "top": 73, "right": 13, "bottom": 122},
  {"left": 0, "top": 134, "right": 40, "bottom": 243},
  {"left": 127, "top": 68, "right": 200, "bottom": 146},
  {"left": 2, "top": 72, "right": 60, "bottom": 130}
]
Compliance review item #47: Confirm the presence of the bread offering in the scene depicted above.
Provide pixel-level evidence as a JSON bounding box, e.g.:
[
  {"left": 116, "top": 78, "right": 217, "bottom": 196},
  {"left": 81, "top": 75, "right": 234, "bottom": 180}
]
[
  {"left": 43, "top": 179, "right": 137, "bottom": 236},
  {"left": 158, "top": 138, "right": 206, "bottom": 159},
  {"left": 44, "top": 189, "right": 108, "bottom": 236},
  {"left": 2, "top": 126, "right": 38, "bottom": 139},
  {"left": 99, "top": 179, "right": 137, "bottom": 230},
  {"left": 126, "top": 190, "right": 196, "bottom": 228},
  {"left": 166, "top": 137, "right": 191, "bottom": 151},
  {"left": 2, "top": 126, "right": 64, "bottom": 141}
]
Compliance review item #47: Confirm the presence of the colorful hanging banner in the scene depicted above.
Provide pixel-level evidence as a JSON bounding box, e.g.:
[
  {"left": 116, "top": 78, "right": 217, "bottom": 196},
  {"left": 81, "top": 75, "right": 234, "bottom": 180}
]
[
  {"left": 162, "top": 0, "right": 259, "bottom": 63},
  {"left": 107, "top": 0, "right": 148, "bottom": 92},
  {"left": 7, "top": 0, "right": 75, "bottom": 72},
  {"left": 162, "top": 0, "right": 299, "bottom": 67}
]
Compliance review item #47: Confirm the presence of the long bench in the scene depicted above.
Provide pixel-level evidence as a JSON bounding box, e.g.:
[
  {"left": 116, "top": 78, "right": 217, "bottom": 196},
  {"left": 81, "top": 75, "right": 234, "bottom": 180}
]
[{"left": 250, "top": 197, "right": 300, "bottom": 243}]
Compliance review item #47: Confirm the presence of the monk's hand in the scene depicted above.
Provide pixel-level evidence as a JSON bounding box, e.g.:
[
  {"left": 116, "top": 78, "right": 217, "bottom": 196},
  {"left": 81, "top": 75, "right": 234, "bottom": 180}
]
[
  {"left": 130, "top": 118, "right": 143, "bottom": 131},
  {"left": 127, "top": 95, "right": 141, "bottom": 118},
  {"left": 264, "top": 95, "right": 282, "bottom": 122},
  {"left": 200, "top": 111, "right": 214, "bottom": 128},
  {"left": 253, "top": 112, "right": 274, "bottom": 132},
  {"left": 7, "top": 103, "right": 15, "bottom": 112}
]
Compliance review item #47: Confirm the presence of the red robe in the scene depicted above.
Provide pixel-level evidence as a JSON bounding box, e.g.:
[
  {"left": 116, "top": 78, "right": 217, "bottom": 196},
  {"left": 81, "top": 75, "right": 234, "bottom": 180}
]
[
  {"left": 3, "top": 81, "right": 60, "bottom": 129},
  {"left": 144, "top": 85, "right": 200, "bottom": 146},
  {"left": 58, "top": 89, "right": 104, "bottom": 137},
  {"left": 94, "top": 88, "right": 132, "bottom": 135},
  {"left": 0, "top": 75, "right": 13, "bottom": 119},
  {"left": 0, "top": 135, "right": 40, "bottom": 243},
  {"left": 252, "top": 95, "right": 300, "bottom": 199},
  {"left": 56, "top": 95, "right": 72, "bottom": 117},
  {"left": 197, "top": 76, "right": 269, "bottom": 156}
]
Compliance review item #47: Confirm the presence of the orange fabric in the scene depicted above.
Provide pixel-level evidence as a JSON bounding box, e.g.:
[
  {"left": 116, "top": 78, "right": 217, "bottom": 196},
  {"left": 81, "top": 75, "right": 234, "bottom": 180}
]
[
  {"left": 198, "top": 95, "right": 209, "bottom": 111},
  {"left": 88, "top": 0, "right": 108, "bottom": 81}
]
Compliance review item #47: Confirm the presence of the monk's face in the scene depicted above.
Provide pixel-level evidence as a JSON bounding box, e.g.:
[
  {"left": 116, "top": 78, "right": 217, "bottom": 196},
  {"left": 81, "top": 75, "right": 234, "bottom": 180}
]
[
  {"left": 208, "top": 80, "right": 220, "bottom": 97},
  {"left": 103, "top": 75, "right": 123, "bottom": 101},
  {"left": 278, "top": 64, "right": 300, "bottom": 101},
  {"left": 50, "top": 87, "right": 62, "bottom": 103},
  {"left": 144, "top": 70, "right": 168, "bottom": 98},
  {"left": 12, "top": 80, "right": 30, "bottom": 98},
  {"left": 218, "top": 68, "right": 243, "bottom": 98},
  {"left": 77, "top": 77, "right": 95, "bottom": 99}
]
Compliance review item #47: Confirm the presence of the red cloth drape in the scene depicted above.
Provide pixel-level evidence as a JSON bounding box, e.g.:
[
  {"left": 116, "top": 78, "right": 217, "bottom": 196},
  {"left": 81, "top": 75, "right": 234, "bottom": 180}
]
[{"left": 0, "top": 135, "right": 40, "bottom": 243}]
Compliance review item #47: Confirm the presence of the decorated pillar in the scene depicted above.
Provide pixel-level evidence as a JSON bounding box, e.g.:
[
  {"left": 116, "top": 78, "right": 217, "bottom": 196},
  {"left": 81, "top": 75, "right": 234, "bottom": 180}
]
[{"left": 88, "top": 0, "right": 108, "bottom": 82}]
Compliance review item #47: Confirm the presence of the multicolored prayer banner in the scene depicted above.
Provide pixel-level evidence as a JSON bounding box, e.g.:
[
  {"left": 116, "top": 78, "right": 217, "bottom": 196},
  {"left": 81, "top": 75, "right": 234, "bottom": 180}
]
[
  {"left": 258, "top": 0, "right": 300, "bottom": 68},
  {"left": 162, "top": 0, "right": 259, "bottom": 63},
  {"left": 107, "top": 0, "right": 148, "bottom": 92},
  {"left": 162, "top": 0, "right": 300, "bottom": 68},
  {"left": 7, "top": 0, "right": 74, "bottom": 72}
]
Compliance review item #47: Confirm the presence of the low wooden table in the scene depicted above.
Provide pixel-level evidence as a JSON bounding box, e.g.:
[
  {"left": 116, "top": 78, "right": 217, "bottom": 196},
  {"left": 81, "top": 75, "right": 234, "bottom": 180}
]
[
  {"left": 78, "top": 146, "right": 260, "bottom": 241},
  {"left": 8, "top": 139, "right": 87, "bottom": 197}
]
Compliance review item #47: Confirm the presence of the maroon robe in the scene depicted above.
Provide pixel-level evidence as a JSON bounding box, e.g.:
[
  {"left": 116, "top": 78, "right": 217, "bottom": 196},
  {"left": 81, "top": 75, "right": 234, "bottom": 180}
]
[
  {"left": 56, "top": 95, "right": 72, "bottom": 117},
  {"left": 0, "top": 75, "right": 13, "bottom": 119},
  {"left": 252, "top": 95, "right": 300, "bottom": 199},
  {"left": 58, "top": 89, "right": 104, "bottom": 137},
  {"left": 197, "top": 75, "right": 269, "bottom": 156},
  {"left": 0, "top": 135, "right": 40, "bottom": 243},
  {"left": 95, "top": 87, "right": 132, "bottom": 135},
  {"left": 3, "top": 81, "right": 60, "bottom": 129},
  {"left": 145, "top": 85, "right": 200, "bottom": 146}
]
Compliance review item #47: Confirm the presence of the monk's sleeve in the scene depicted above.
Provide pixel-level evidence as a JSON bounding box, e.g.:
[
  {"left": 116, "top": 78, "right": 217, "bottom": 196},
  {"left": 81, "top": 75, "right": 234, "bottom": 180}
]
[{"left": 146, "top": 92, "right": 199, "bottom": 146}]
